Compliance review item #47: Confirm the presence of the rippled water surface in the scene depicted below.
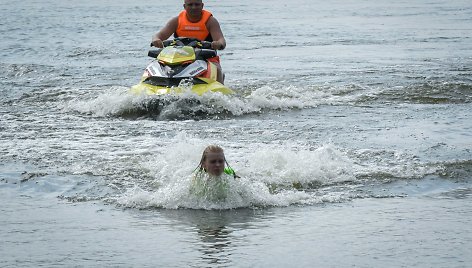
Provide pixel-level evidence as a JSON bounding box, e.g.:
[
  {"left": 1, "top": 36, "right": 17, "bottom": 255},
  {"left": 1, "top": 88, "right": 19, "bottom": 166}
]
[{"left": 1, "top": 0, "right": 471, "bottom": 267}]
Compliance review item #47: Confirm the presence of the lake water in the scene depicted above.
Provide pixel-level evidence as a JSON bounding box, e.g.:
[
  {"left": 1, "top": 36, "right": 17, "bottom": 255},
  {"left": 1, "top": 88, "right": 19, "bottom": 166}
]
[{"left": 1, "top": 0, "right": 471, "bottom": 267}]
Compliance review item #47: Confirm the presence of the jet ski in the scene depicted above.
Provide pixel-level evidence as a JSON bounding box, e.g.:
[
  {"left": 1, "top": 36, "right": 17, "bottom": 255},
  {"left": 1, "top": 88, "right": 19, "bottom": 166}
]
[{"left": 130, "top": 37, "right": 234, "bottom": 96}]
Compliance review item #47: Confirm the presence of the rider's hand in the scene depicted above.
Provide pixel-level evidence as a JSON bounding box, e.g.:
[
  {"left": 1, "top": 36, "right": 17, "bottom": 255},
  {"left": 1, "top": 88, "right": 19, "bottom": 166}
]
[
  {"left": 211, "top": 41, "right": 224, "bottom": 50},
  {"left": 151, "top": 39, "right": 164, "bottom": 48}
]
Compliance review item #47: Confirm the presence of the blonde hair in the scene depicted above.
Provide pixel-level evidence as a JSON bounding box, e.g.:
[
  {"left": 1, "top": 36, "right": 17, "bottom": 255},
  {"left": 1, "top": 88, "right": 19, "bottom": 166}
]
[
  {"left": 198, "top": 145, "right": 224, "bottom": 171},
  {"left": 195, "top": 145, "right": 238, "bottom": 178}
]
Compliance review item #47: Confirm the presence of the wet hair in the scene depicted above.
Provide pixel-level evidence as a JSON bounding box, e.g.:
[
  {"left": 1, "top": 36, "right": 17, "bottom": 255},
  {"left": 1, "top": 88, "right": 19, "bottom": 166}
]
[
  {"left": 195, "top": 145, "right": 238, "bottom": 178},
  {"left": 198, "top": 145, "right": 224, "bottom": 171}
]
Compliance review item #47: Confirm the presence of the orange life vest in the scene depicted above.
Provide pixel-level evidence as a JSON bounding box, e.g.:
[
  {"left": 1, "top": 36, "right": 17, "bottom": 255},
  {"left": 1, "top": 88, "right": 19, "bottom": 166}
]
[{"left": 175, "top": 10, "right": 213, "bottom": 41}]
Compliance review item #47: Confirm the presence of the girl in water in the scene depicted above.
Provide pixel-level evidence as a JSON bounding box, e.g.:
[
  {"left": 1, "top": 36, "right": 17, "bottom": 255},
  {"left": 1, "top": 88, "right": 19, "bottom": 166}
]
[
  {"left": 196, "top": 145, "right": 237, "bottom": 178},
  {"left": 191, "top": 145, "right": 237, "bottom": 200}
]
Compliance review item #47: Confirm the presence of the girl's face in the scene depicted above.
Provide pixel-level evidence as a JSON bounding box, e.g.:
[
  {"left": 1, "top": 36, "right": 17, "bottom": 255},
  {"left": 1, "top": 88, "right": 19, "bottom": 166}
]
[{"left": 202, "top": 153, "right": 225, "bottom": 176}]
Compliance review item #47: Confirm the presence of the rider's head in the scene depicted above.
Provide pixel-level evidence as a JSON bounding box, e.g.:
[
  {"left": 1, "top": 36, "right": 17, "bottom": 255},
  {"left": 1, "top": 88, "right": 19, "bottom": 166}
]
[{"left": 184, "top": 0, "right": 204, "bottom": 18}]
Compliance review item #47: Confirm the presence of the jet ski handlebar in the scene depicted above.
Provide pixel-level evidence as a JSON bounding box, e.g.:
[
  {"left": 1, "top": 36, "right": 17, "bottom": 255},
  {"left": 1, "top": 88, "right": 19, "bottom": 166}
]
[{"left": 150, "top": 37, "right": 212, "bottom": 49}]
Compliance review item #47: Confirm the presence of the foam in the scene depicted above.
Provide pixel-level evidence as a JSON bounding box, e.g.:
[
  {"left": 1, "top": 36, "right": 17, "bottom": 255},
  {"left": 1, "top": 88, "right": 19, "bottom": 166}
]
[
  {"left": 63, "top": 84, "right": 363, "bottom": 119},
  {"left": 113, "top": 135, "right": 357, "bottom": 209}
]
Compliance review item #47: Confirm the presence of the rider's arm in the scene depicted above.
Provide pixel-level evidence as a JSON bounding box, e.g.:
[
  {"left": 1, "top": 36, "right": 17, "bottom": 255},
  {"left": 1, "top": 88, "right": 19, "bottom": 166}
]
[
  {"left": 207, "top": 17, "right": 226, "bottom": 50},
  {"left": 151, "top": 17, "right": 178, "bottom": 47}
]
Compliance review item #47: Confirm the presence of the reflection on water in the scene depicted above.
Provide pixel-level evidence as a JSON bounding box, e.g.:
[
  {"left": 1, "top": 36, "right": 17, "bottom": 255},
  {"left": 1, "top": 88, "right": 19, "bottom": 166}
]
[
  {"left": 437, "top": 188, "right": 472, "bottom": 199},
  {"left": 189, "top": 210, "right": 234, "bottom": 267},
  {"left": 158, "top": 208, "right": 270, "bottom": 267},
  {"left": 196, "top": 223, "right": 231, "bottom": 266}
]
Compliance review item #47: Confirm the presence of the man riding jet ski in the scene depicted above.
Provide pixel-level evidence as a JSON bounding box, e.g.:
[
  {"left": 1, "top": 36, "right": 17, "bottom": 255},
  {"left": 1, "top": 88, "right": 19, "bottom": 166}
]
[
  {"left": 131, "top": 0, "right": 232, "bottom": 96},
  {"left": 152, "top": 0, "right": 226, "bottom": 84}
]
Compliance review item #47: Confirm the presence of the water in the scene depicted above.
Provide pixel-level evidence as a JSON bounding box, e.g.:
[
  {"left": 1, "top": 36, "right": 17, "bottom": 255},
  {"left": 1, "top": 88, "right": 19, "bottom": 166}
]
[{"left": 1, "top": 0, "right": 471, "bottom": 266}]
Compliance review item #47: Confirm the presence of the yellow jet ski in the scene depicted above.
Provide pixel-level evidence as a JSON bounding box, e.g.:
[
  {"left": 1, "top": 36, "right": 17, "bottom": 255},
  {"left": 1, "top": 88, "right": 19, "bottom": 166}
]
[{"left": 130, "top": 37, "right": 234, "bottom": 96}]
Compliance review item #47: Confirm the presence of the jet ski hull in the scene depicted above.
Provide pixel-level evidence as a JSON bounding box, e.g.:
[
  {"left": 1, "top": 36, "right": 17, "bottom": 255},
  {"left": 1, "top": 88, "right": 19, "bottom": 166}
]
[{"left": 130, "top": 78, "right": 234, "bottom": 96}]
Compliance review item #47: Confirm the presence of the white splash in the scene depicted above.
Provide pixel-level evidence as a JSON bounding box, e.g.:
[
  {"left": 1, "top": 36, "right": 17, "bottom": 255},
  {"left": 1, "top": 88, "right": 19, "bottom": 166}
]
[
  {"left": 63, "top": 83, "right": 367, "bottom": 118},
  {"left": 64, "top": 86, "right": 144, "bottom": 117},
  {"left": 114, "top": 135, "right": 357, "bottom": 210}
]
